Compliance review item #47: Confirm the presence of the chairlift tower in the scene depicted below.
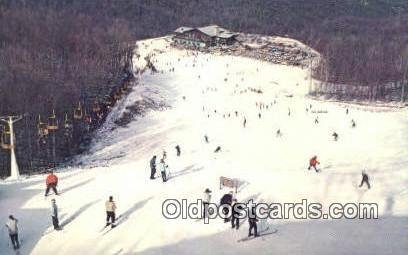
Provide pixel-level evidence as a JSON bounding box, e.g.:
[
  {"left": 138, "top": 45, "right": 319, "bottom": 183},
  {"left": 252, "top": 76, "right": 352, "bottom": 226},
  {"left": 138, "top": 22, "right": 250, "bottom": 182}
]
[{"left": 0, "top": 115, "right": 23, "bottom": 180}]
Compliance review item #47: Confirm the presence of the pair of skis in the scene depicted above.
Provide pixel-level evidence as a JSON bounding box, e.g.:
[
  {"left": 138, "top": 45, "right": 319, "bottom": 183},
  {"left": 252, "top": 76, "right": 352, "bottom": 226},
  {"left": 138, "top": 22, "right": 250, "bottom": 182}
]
[
  {"left": 237, "top": 227, "right": 278, "bottom": 242},
  {"left": 99, "top": 214, "right": 127, "bottom": 235}
]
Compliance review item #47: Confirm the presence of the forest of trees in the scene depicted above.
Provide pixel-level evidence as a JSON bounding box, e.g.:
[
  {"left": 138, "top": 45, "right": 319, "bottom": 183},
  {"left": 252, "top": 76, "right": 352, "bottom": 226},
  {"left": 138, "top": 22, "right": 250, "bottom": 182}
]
[{"left": 0, "top": 0, "right": 407, "bottom": 176}]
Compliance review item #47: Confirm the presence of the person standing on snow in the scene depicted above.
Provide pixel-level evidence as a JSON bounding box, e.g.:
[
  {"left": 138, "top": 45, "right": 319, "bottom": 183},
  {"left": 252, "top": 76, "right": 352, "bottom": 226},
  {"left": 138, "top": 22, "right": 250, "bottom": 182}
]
[
  {"left": 204, "top": 135, "right": 209, "bottom": 143},
  {"left": 51, "top": 199, "right": 60, "bottom": 230},
  {"left": 105, "top": 196, "right": 117, "bottom": 227},
  {"left": 45, "top": 171, "right": 59, "bottom": 196},
  {"left": 175, "top": 145, "right": 181, "bottom": 157},
  {"left": 231, "top": 199, "right": 244, "bottom": 230},
  {"left": 243, "top": 118, "right": 247, "bottom": 128},
  {"left": 248, "top": 206, "right": 259, "bottom": 237},
  {"left": 202, "top": 188, "right": 212, "bottom": 220},
  {"left": 220, "top": 191, "right": 233, "bottom": 223},
  {"left": 359, "top": 171, "right": 371, "bottom": 189},
  {"left": 5, "top": 215, "right": 20, "bottom": 250},
  {"left": 159, "top": 158, "right": 168, "bottom": 182},
  {"left": 150, "top": 155, "right": 157, "bottom": 180},
  {"left": 308, "top": 156, "right": 320, "bottom": 172}
]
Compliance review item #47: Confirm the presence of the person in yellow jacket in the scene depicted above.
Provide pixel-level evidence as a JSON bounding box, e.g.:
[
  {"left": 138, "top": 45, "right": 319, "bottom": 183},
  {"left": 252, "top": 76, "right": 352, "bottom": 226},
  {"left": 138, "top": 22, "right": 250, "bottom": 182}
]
[{"left": 105, "top": 196, "right": 117, "bottom": 228}]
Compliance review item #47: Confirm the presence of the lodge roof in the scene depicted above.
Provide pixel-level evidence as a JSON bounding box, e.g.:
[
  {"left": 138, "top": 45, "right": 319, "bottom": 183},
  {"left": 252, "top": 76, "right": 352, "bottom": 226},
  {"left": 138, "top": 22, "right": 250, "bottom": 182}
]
[{"left": 174, "top": 25, "right": 238, "bottom": 39}]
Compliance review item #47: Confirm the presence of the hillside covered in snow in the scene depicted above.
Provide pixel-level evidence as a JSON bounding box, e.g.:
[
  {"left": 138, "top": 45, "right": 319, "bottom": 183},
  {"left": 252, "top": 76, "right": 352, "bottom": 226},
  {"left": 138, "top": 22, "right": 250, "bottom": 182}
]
[{"left": 0, "top": 37, "right": 407, "bottom": 255}]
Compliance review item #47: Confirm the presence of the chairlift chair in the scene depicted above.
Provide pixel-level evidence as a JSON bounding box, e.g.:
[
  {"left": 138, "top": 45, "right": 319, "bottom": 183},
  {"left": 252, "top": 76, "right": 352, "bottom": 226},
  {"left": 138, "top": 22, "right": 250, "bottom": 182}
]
[
  {"left": 38, "top": 115, "right": 49, "bottom": 137},
  {"left": 47, "top": 110, "right": 59, "bottom": 130},
  {"left": 74, "top": 102, "right": 83, "bottom": 120},
  {"left": 1, "top": 125, "right": 13, "bottom": 150}
]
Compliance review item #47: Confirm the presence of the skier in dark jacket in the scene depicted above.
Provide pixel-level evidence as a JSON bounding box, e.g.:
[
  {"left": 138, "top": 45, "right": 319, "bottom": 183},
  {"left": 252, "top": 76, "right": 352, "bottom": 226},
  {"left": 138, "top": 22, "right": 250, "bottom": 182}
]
[
  {"left": 359, "top": 171, "right": 371, "bottom": 189},
  {"left": 5, "top": 215, "right": 20, "bottom": 250},
  {"left": 332, "top": 132, "right": 338, "bottom": 141},
  {"left": 214, "top": 146, "right": 221, "bottom": 153},
  {"left": 150, "top": 155, "right": 157, "bottom": 179},
  {"left": 175, "top": 145, "right": 181, "bottom": 156},
  {"left": 220, "top": 191, "right": 233, "bottom": 222},
  {"left": 231, "top": 199, "right": 244, "bottom": 230},
  {"left": 248, "top": 206, "right": 259, "bottom": 237}
]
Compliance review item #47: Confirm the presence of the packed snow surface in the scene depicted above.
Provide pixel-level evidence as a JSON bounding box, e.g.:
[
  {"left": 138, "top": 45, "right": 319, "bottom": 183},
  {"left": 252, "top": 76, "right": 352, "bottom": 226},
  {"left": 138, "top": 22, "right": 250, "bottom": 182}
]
[{"left": 1, "top": 37, "right": 407, "bottom": 255}]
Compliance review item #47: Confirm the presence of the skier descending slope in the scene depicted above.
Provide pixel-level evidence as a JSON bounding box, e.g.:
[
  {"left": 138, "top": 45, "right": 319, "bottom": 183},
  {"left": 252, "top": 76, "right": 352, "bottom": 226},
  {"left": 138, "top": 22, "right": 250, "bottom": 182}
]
[
  {"left": 105, "top": 196, "right": 117, "bottom": 228},
  {"left": 175, "top": 145, "right": 181, "bottom": 156},
  {"left": 50, "top": 199, "right": 61, "bottom": 230},
  {"left": 5, "top": 215, "right": 20, "bottom": 250},
  {"left": 149, "top": 155, "right": 157, "bottom": 180},
  {"left": 359, "top": 171, "right": 371, "bottom": 189},
  {"left": 308, "top": 156, "right": 320, "bottom": 172},
  {"left": 45, "top": 171, "right": 59, "bottom": 196}
]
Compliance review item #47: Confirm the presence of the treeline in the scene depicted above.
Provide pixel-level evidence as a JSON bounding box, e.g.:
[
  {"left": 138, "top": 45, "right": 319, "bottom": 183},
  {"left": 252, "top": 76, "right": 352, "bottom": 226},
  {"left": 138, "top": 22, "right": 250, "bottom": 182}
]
[
  {"left": 15, "top": 0, "right": 406, "bottom": 100},
  {"left": 0, "top": 4, "right": 134, "bottom": 176}
]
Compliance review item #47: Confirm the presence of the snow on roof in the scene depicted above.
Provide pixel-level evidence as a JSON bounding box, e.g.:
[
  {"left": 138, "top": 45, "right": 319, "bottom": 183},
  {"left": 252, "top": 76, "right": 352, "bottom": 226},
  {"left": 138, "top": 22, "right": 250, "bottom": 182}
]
[
  {"left": 197, "top": 25, "right": 238, "bottom": 38},
  {"left": 174, "top": 25, "right": 238, "bottom": 38},
  {"left": 174, "top": 26, "right": 194, "bottom": 34}
]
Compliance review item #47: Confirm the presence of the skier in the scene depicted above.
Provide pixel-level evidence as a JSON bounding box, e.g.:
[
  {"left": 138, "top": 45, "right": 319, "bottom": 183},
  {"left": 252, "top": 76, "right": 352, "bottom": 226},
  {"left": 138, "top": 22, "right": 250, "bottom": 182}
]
[
  {"left": 359, "top": 171, "right": 371, "bottom": 189},
  {"left": 314, "top": 116, "right": 319, "bottom": 124},
  {"left": 204, "top": 135, "right": 209, "bottom": 143},
  {"left": 50, "top": 198, "right": 61, "bottom": 230},
  {"left": 288, "top": 108, "right": 291, "bottom": 116},
  {"left": 150, "top": 155, "right": 157, "bottom": 179},
  {"left": 231, "top": 199, "right": 244, "bottom": 230},
  {"left": 175, "top": 145, "right": 181, "bottom": 157},
  {"left": 5, "top": 215, "right": 20, "bottom": 250},
  {"left": 243, "top": 118, "right": 247, "bottom": 128},
  {"left": 332, "top": 132, "right": 338, "bottom": 141},
  {"left": 346, "top": 108, "right": 349, "bottom": 115},
  {"left": 258, "top": 113, "right": 261, "bottom": 119},
  {"left": 214, "top": 146, "right": 221, "bottom": 153},
  {"left": 235, "top": 111, "right": 238, "bottom": 117},
  {"left": 202, "top": 188, "right": 212, "bottom": 220},
  {"left": 276, "top": 129, "right": 282, "bottom": 137},
  {"left": 105, "top": 196, "right": 117, "bottom": 228},
  {"left": 220, "top": 191, "right": 233, "bottom": 222},
  {"left": 308, "top": 156, "right": 320, "bottom": 172},
  {"left": 162, "top": 150, "right": 167, "bottom": 160},
  {"left": 45, "top": 170, "right": 59, "bottom": 196},
  {"left": 159, "top": 157, "right": 168, "bottom": 182},
  {"left": 248, "top": 206, "right": 259, "bottom": 237},
  {"left": 351, "top": 119, "right": 356, "bottom": 128}
]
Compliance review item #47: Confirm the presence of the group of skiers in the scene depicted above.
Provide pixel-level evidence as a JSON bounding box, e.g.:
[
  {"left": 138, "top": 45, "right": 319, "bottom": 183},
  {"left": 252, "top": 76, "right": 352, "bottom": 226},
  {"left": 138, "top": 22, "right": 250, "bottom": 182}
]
[
  {"left": 202, "top": 189, "right": 260, "bottom": 237},
  {"left": 150, "top": 149, "right": 172, "bottom": 182},
  {"left": 307, "top": 155, "right": 371, "bottom": 188}
]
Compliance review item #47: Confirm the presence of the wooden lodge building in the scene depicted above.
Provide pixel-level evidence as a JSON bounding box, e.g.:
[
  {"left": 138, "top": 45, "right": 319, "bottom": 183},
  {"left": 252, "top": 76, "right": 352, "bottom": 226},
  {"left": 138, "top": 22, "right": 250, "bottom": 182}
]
[{"left": 172, "top": 25, "right": 239, "bottom": 47}]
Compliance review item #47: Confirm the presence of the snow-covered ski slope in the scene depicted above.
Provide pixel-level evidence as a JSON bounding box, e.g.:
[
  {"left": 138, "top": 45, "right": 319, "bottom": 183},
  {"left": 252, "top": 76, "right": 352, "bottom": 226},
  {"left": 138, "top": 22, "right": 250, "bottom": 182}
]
[{"left": 1, "top": 37, "right": 407, "bottom": 255}]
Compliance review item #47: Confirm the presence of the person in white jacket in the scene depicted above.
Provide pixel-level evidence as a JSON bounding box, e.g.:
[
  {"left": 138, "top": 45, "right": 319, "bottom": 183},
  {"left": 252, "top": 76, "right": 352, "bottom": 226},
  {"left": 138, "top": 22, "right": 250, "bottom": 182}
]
[
  {"left": 51, "top": 199, "right": 60, "bottom": 230},
  {"left": 105, "top": 196, "right": 117, "bottom": 227},
  {"left": 5, "top": 215, "right": 20, "bottom": 250},
  {"left": 202, "top": 188, "right": 212, "bottom": 220},
  {"left": 159, "top": 158, "right": 168, "bottom": 182}
]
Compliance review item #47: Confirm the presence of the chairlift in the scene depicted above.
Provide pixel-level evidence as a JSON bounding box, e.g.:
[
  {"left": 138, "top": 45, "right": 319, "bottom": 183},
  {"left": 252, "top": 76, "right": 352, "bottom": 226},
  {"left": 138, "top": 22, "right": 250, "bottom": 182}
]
[{"left": 47, "top": 109, "right": 59, "bottom": 130}]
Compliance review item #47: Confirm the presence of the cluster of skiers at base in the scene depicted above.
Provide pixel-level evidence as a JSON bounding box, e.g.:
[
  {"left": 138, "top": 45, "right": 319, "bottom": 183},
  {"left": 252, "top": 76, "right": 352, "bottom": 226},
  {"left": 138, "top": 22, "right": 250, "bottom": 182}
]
[
  {"left": 4, "top": 155, "right": 371, "bottom": 250},
  {"left": 203, "top": 189, "right": 260, "bottom": 237}
]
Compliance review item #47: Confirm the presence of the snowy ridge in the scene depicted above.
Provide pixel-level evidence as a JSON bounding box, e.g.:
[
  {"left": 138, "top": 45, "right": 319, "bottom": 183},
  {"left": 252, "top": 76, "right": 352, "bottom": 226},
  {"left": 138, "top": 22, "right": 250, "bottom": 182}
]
[{"left": 0, "top": 37, "right": 407, "bottom": 255}]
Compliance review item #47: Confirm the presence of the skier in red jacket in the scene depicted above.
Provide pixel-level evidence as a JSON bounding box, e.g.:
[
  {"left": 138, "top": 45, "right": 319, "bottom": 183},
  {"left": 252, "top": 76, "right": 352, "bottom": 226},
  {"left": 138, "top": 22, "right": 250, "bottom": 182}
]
[
  {"left": 45, "top": 171, "right": 59, "bottom": 196},
  {"left": 308, "top": 156, "right": 320, "bottom": 172}
]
